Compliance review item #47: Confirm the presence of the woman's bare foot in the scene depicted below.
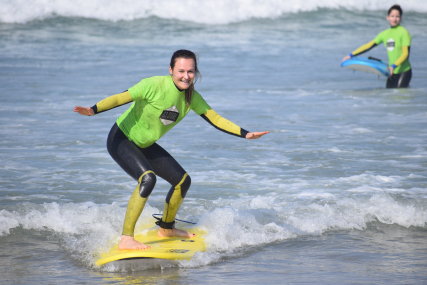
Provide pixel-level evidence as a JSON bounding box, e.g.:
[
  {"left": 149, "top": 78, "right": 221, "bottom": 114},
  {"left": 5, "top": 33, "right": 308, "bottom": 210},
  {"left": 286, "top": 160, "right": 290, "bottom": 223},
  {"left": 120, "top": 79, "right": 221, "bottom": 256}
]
[
  {"left": 158, "top": 228, "right": 196, "bottom": 238},
  {"left": 118, "top": 235, "right": 150, "bottom": 250}
]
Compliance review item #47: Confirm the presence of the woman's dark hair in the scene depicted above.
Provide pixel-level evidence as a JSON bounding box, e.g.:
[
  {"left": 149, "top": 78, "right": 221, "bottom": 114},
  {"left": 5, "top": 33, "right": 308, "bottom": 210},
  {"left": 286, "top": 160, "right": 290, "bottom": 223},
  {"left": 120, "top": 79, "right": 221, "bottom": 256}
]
[
  {"left": 388, "top": 4, "right": 402, "bottom": 16},
  {"left": 170, "top": 49, "right": 200, "bottom": 105}
]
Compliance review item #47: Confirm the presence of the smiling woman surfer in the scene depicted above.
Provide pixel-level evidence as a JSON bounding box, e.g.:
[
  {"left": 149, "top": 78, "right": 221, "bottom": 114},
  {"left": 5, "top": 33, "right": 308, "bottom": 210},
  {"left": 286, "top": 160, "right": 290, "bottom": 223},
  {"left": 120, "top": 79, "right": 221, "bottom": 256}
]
[
  {"left": 74, "top": 49, "right": 269, "bottom": 250},
  {"left": 342, "top": 4, "right": 412, "bottom": 88}
]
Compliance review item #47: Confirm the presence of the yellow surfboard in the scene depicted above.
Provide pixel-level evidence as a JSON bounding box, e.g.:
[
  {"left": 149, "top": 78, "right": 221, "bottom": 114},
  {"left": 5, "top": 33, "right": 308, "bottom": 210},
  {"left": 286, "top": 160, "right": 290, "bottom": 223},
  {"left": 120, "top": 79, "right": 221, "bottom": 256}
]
[{"left": 96, "top": 227, "right": 206, "bottom": 266}]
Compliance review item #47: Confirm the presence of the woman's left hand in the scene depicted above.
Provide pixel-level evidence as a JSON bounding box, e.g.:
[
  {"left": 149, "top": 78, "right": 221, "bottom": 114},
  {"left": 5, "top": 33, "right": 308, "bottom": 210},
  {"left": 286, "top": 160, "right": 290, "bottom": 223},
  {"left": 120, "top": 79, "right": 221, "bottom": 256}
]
[
  {"left": 245, "top": 131, "right": 270, "bottom": 139},
  {"left": 73, "top": 106, "right": 94, "bottom": 116}
]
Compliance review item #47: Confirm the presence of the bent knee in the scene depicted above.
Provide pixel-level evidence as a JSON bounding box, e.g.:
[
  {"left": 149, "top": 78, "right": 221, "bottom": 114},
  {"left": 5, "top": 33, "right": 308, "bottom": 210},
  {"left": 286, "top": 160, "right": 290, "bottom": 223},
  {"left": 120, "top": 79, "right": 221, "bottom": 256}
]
[
  {"left": 180, "top": 174, "right": 191, "bottom": 198},
  {"left": 139, "top": 171, "right": 156, "bottom": 198}
]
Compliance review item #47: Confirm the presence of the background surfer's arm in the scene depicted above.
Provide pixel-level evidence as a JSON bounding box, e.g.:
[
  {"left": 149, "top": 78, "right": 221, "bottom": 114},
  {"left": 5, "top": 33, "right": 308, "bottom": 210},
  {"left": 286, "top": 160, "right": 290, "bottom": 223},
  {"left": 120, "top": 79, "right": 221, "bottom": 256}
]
[
  {"left": 351, "top": 40, "right": 377, "bottom": 56},
  {"left": 91, "top": 91, "right": 133, "bottom": 114},
  {"left": 392, "top": 45, "right": 410, "bottom": 67},
  {"left": 200, "top": 109, "right": 249, "bottom": 138}
]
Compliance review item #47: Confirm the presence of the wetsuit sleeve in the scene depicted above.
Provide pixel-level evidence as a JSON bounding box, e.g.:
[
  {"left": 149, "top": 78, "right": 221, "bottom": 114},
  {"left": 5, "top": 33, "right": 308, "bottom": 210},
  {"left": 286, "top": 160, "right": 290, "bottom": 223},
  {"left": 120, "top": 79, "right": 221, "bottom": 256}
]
[
  {"left": 190, "top": 90, "right": 249, "bottom": 138},
  {"left": 91, "top": 91, "right": 133, "bottom": 114},
  {"left": 351, "top": 40, "right": 377, "bottom": 56},
  {"left": 393, "top": 45, "right": 410, "bottom": 67},
  {"left": 201, "top": 109, "right": 249, "bottom": 138}
]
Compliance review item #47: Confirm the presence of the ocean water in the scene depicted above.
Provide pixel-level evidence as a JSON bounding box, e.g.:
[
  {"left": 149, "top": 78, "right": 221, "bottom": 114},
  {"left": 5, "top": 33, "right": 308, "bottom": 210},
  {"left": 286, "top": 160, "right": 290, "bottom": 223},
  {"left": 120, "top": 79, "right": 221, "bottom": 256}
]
[{"left": 1, "top": 0, "right": 427, "bottom": 284}]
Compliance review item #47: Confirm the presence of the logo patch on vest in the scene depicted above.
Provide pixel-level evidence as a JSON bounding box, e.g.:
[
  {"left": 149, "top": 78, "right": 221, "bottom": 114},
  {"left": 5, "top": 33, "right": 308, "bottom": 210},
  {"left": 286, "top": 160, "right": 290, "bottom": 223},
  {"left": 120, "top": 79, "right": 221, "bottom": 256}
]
[
  {"left": 160, "top": 106, "right": 179, "bottom": 126},
  {"left": 386, "top": 39, "right": 395, "bottom": 51}
]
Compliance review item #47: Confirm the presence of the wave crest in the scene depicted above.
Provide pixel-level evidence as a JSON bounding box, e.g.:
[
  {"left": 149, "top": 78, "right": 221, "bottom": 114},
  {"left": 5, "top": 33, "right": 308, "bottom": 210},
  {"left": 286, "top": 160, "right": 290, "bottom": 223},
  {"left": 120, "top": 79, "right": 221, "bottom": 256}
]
[{"left": 1, "top": 0, "right": 426, "bottom": 24}]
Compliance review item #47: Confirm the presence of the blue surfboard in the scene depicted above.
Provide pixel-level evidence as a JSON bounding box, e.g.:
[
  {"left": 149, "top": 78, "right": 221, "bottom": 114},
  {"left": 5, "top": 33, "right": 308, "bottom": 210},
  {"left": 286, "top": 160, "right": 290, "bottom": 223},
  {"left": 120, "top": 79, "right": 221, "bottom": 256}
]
[{"left": 341, "top": 56, "right": 389, "bottom": 77}]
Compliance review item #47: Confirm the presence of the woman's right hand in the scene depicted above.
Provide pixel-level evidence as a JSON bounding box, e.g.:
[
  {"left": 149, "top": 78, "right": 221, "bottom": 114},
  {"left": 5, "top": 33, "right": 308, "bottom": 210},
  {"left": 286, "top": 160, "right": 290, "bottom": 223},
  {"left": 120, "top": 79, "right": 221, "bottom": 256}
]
[
  {"left": 73, "top": 106, "right": 94, "bottom": 116},
  {"left": 342, "top": 55, "right": 351, "bottom": 62}
]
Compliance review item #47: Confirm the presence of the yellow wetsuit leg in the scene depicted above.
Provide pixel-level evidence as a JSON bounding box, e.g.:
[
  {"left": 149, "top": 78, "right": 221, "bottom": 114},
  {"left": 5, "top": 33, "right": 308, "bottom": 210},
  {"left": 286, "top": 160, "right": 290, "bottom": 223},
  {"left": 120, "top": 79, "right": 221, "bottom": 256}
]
[
  {"left": 122, "top": 170, "right": 156, "bottom": 236},
  {"left": 157, "top": 173, "right": 191, "bottom": 229}
]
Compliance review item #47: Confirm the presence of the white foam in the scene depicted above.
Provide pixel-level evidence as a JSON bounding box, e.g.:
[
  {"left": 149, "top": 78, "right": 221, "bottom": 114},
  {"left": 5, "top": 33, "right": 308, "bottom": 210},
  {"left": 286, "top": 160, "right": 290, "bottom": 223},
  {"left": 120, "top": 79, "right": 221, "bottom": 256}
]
[
  {"left": 0, "top": 202, "right": 157, "bottom": 267},
  {"left": 1, "top": 0, "right": 426, "bottom": 24},
  {"left": 336, "top": 173, "right": 401, "bottom": 185},
  {"left": 1, "top": 192, "right": 425, "bottom": 270},
  {"left": 328, "top": 147, "right": 346, "bottom": 153},
  {"left": 198, "top": 207, "right": 294, "bottom": 253},
  {"left": 296, "top": 191, "right": 336, "bottom": 199},
  {"left": 287, "top": 194, "right": 427, "bottom": 234},
  {"left": 0, "top": 202, "right": 120, "bottom": 236},
  {"left": 350, "top": 127, "right": 373, "bottom": 134},
  {"left": 249, "top": 195, "right": 280, "bottom": 209},
  {"left": 365, "top": 195, "right": 426, "bottom": 227},
  {"left": 0, "top": 209, "right": 20, "bottom": 236},
  {"left": 347, "top": 185, "right": 405, "bottom": 193}
]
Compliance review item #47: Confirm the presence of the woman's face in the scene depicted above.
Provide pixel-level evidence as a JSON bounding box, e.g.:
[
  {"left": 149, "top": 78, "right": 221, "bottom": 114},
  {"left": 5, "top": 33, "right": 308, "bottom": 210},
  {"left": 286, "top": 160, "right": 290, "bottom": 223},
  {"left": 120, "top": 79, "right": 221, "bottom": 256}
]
[
  {"left": 387, "top": 9, "right": 401, "bottom": 27},
  {"left": 169, "top": 57, "right": 196, "bottom": 90}
]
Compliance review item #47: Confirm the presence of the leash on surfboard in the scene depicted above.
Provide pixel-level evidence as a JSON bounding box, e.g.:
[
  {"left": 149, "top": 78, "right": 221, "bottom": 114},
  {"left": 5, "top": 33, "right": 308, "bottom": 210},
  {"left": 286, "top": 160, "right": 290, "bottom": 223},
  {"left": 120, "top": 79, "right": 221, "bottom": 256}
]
[
  {"left": 152, "top": 213, "right": 197, "bottom": 225},
  {"left": 368, "top": 56, "right": 385, "bottom": 63}
]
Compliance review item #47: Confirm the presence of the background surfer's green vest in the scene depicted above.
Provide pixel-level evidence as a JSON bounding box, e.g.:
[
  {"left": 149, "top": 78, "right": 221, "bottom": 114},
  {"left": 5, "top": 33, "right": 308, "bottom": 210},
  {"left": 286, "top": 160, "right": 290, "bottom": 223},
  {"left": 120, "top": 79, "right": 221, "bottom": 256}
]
[{"left": 374, "top": 25, "right": 411, "bottom": 74}]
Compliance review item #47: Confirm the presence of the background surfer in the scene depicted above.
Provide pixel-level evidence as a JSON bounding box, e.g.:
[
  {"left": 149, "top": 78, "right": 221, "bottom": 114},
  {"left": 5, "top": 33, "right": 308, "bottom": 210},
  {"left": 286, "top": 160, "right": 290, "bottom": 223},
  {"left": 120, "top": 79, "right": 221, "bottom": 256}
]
[
  {"left": 74, "top": 49, "right": 269, "bottom": 250},
  {"left": 342, "top": 4, "right": 412, "bottom": 88}
]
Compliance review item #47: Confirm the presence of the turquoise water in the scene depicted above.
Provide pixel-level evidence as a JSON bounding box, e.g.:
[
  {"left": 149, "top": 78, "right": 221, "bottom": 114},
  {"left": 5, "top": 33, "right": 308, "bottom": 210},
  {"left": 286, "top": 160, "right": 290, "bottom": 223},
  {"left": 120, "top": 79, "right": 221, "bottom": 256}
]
[{"left": 1, "top": 2, "right": 427, "bottom": 284}]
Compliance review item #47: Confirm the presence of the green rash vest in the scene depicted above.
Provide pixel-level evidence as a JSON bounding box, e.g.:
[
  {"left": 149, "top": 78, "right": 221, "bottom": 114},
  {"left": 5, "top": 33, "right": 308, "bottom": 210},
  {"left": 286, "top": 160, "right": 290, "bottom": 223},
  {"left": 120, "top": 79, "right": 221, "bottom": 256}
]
[
  {"left": 374, "top": 25, "right": 411, "bottom": 74},
  {"left": 116, "top": 76, "right": 211, "bottom": 148}
]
